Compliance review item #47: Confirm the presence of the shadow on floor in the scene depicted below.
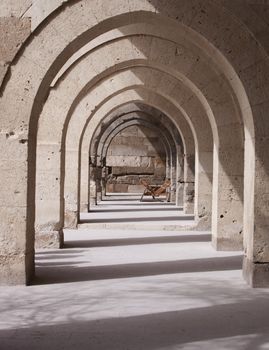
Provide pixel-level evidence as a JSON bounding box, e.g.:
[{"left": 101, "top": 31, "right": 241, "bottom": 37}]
[
  {"left": 64, "top": 234, "right": 212, "bottom": 248},
  {"left": 1, "top": 297, "right": 269, "bottom": 350},
  {"left": 101, "top": 198, "right": 145, "bottom": 202},
  {"left": 89, "top": 207, "right": 183, "bottom": 213},
  {"left": 35, "top": 249, "right": 85, "bottom": 256},
  {"left": 35, "top": 261, "right": 91, "bottom": 267},
  {"left": 35, "top": 254, "right": 83, "bottom": 260},
  {"left": 100, "top": 197, "right": 172, "bottom": 203},
  {"left": 97, "top": 202, "right": 176, "bottom": 206},
  {"left": 33, "top": 255, "right": 243, "bottom": 285},
  {"left": 79, "top": 215, "right": 195, "bottom": 224}
]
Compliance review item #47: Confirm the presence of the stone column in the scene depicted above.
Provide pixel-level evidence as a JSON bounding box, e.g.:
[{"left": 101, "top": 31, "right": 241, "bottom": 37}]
[
  {"left": 35, "top": 142, "right": 64, "bottom": 249},
  {"left": 183, "top": 154, "right": 195, "bottom": 214},
  {"left": 64, "top": 147, "right": 79, "bottom": 230},
  {"left": 194, "top": 151, "right": 213, "bottom": 230},
  {"left": 176, "top": 146, "right": 184, "bottom": 207},
  {"left": 89, "top": 164, "right": 98, "bottom": 208},
  {"left": 243, "top": 138, "right": 269, "bottom": 287},
  {"left": 79, "top": 151, "right": 90, "bottom": 213},
  {"left": 101, "top": 166, "right": 107, "bottom": 198},
  {"left": 212, "top": 146, "right": 244, "bottom": 251},
  {"left": 170, "top": 154, "right": 177, "bottom": 203},
  {"left": 0, "top": 127, "right": 35, "bottom": 285},
  {"left": 95, "top": 166, "right": 102, "bottom": 203}
]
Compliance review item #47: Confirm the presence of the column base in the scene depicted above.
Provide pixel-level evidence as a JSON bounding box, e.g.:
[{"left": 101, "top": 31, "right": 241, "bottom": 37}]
[
  {"left": 211, "top": 235, "right": 243, "bottom": 251},
  {"left": 184, "top": 203, "right": 194, "bottom": 214},
  {"left": 170, "top": 191, "right": 176, "bottom": 203},
  {"left": 64, "top": 210, "right": 78, "bottom": 228},
  {"left": 183, "top": 183, "right": 194, "bottom": 210},
  {"left": 243, "top": 257, "right": 269, "bottom": 287},
  {"left": 96, "top": 192, "right": 102, "bottom": 202},
  {"left": 89, "top": 197, "right": 97, "bottom": 210},
  {"left": 176, "top": 186, "right": 184, "bottom": 206},
  {"left": 194, "top": 214, "right": 211, "bottom": 231},
  {"left": 80, "top": 203, "right": 88, "bottom": 213},
  {"left": 35, "top": 229, "right": 64, "bottom": 249},
  {"left": 0, "top": 250, "right": 34, "bottom": 285}
]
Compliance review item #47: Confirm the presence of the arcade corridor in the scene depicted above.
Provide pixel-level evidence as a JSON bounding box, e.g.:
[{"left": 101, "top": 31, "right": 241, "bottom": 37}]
[{"left": 1, "top": 1, "right": 269, "bottom": 348}]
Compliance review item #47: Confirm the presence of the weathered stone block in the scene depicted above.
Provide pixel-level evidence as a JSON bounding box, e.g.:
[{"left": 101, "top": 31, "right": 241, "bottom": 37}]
[
  {"left": 0, "top": 17, "right": 31, "bottom": 62},
  {"left": 127, "top": 185, "right": 144, "bottom": 193},
  {"left": 243, "top": 257, "right": 269, "bottom": 288},
  {"left": 113, "top": 184, "right": 128, "bottom": 192},
  {"left": 0, "top": 0, "right": 31, "bottom": 17},
  {"left": 0, "top": 252, "right": 33, "bottom": 285},
  {"left": 35, "top": 230, "right": 63, "bottom": 249},
  {"left": 212, "top": 235, "right": 243, "bottom": 252},
  {"left": 106, "top": 184, "right": 114, "bottom": 193},
  {"left": 0, "top": 63, "right": 8, "bottom": 87},
  {"left": 64, "top": 210, "right": 78, "bottom": 229}
]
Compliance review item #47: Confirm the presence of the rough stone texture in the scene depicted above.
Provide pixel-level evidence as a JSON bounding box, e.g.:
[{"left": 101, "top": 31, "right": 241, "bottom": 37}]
[
  {"left": 0, "top": 18, "right": 30, "bottom": 61},
  {"left": 0, "top": 63, "right": 8, "bottom": 87},
  {"left": 0, "top": 0, "right": 32, "bottom": 17},
  {"left": 184, "top": 182, "right": 195, "bottom": 213},
  {"left": 64, "top": 210, "right": 78, "bottom": 229},
  {"left": 243, "top": 257, "right": 269, "bottom": 288},
  {"left": 0, "top": 17, "right": 31, "bottom": 86},
  {"left": 106, "top": 125, "right": 166, "bottom": 193},
  {"left": 23, "top": 0, "right": 69, "bottom": 30},
  {"left": 35, "top": 230, "right": 63, "bottom": 249},
  {"left": 0, "top": 251, "right": 33, "bottom": 286}
]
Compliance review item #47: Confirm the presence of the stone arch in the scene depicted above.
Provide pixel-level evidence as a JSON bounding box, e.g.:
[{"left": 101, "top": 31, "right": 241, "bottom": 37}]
[
  {"left": 93, "top": 114, "right": 180, "bottom": 202},
  {"left": 89, "top": 108, "right": 184, "bottom": 200},
  {"left": 35, "top": 22, "right": 243, "bottom": 258},
  {"left": 81, "top": 98, "right": 196, "bottom": 218},
  {"left": 73, "top": 82, "right": 213, "bottom": 226},
  {"left": 32, "top": 34, "right": 244, "bottom": 253},
  {"left": 37, "top": 62, "right": 214, "bottom": 241}
]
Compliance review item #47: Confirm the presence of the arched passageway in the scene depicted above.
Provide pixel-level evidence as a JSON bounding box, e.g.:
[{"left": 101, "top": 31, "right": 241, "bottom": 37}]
[{"left": 1, "top": 0, "right": 269, "bottom": 290}]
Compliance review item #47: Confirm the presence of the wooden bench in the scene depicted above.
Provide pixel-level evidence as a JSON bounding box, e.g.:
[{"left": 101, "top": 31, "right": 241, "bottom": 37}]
[{"left": 140, "top": 179, "right": 171, "bottom": 202}]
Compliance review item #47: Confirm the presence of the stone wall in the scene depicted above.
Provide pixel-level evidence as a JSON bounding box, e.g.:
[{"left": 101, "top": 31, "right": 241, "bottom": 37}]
[{"left": 106, "top": 125, "right": 166, "bottom": 193}]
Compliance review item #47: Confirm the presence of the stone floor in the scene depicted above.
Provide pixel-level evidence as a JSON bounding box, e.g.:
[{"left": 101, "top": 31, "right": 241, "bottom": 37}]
[
  {"left": 1, "top": 195, "right": 269, "bottom": 349},
  {"left": 79, "top": 193, "right": 195, "bottom": 230}
]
